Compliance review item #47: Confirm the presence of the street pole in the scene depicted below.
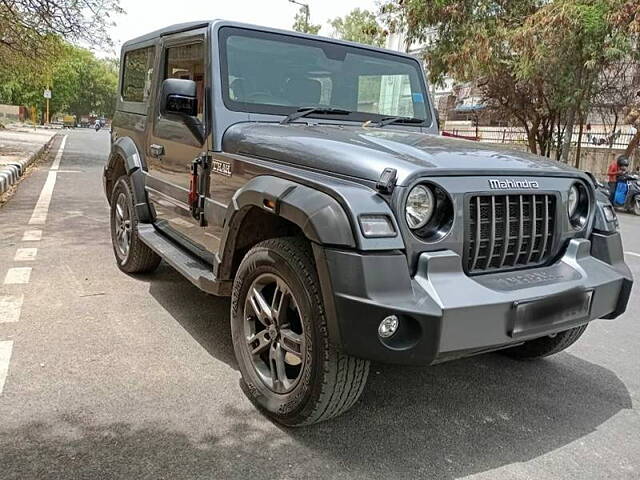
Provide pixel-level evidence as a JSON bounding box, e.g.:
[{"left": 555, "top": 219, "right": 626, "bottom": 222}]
[{"left": 46, "top": 82, "right": 49, "bottom": 125}]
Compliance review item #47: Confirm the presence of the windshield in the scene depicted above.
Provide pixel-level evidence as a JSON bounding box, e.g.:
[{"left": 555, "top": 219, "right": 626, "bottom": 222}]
[{"left": 219, "top": 27, "right": 431, "bottom": 125}]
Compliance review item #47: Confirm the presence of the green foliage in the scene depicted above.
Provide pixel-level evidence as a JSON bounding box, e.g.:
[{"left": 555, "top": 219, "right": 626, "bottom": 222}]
[
  {"left": 0, "top": 43, "right": 118, "bottom": 120},
  {"left": 329, "top": 8, "right": 388, "bottom": 46},
  {"left": 292, "top": 7, "right": 321, "bottom": 35}
]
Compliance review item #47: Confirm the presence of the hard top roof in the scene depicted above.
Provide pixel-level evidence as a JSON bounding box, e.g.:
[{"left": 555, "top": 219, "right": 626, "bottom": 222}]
[{"left": 120, "top": 19, "right": 419, "bottom": 61}]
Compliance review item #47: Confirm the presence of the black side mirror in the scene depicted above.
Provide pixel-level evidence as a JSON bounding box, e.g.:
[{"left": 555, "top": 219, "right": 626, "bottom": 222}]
[{"left": 160, "top": 78, "right": 204, "bottom": 144}]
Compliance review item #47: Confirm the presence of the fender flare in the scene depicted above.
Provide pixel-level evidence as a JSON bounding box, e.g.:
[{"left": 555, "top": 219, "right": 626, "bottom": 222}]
[
  {"left": 106, "top": 137, "right": 152, "bottom": 222},
  {"left": 215, "top": 176, "right": 356, "bottom": 280}
]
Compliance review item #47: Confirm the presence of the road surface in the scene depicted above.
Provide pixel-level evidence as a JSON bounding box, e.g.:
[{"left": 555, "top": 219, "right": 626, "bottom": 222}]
[{"left": 0, "top": 129, "right": 639, "bottom": 479}]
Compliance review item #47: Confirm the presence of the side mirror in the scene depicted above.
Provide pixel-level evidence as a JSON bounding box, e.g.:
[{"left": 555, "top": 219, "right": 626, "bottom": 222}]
[{"left": 160, "top": 78, "right": 204, "bottom": 144}]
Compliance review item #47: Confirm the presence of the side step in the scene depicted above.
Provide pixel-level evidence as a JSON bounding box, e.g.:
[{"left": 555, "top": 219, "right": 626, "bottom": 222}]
[{"left": 137, "top": 224, "right": 231, "bottom": 296}]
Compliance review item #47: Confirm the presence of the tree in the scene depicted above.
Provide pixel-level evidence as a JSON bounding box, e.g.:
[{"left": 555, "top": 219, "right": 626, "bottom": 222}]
[
  {"left": 292, "top": 5, "right": 321, "bottom": 35},
  {"left": 381, "top": 0, "right": 640, "bottom": 162},
  {"left": 0, "top": 0, "right": 122, "bottom": 55},
  {"left": 329, "top": 8, "right": 387, "bottom": 46}
]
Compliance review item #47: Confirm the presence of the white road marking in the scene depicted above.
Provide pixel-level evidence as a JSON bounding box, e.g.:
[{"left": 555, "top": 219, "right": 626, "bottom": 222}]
[
  {"left": 4, "top": 267, "right": 32, "bottom": 285},
  {"left": 0, "top": 294, "right": 24, "bottom": 323},
  {"left": 0, "top": 341, "right": 13, "bottom": 394},
  {"left": 28, "top": 171, "right": 57, "bottom": 225},
  {"left": 624, "top": 251, "right": 640, "bottom": 258},
  {"left": 14, "top": 248, "right": 37, "bottom": 262},
  {"left": 28, "top": 134, "right": 67, "bottom": 225},
  {"left": 50, "top": 135, "right": 67, "bottom": 170},
  {"left": 22, "top": 230, "right": 42, "bottom": 242}
]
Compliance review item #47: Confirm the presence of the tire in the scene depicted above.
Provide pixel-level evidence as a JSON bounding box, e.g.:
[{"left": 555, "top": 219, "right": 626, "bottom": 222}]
[
  {"left": 231, "top": 237, "right": 370, "bottom": 426},
  {"left": 109, "top": 175, "right": 161, "bottom": 274},
  {"left": 634, "top": 196, "right": 640, "bottom": 216},
  {"left": 501, "top": 324, "right": 588, "bottom": 360}
]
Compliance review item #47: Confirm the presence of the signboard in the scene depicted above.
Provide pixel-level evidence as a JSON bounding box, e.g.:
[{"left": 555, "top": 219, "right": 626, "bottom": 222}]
[{"left": 43, "top": 89, "right": 52, "bottom": 99}]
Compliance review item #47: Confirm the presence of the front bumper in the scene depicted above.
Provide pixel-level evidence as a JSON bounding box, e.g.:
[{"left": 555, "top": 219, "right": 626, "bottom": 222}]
[{"left": 317, "top": 232, "right": 632, "bottom": 365}]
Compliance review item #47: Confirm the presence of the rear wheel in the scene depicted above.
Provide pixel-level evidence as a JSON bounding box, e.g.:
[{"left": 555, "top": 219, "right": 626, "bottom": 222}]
[
  {"left": 109, "top": 176, "right": 161, "bottom": 274},
  {"left": 501, "top": 324, "right": 588, "bottom": 359},
  {"left": 633, "top": 196, "right": 640, "bottom": 216},
  {"left": 231, "top": 237, "right": 369, "bottom": 426}
]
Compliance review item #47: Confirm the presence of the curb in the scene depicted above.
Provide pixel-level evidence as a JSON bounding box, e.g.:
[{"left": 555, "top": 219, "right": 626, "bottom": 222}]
[{"left": 0, "top": 134, "right": 58, "bottom": 195}]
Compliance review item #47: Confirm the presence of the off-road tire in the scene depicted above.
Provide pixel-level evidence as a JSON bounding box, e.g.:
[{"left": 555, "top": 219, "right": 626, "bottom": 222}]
[
  {"left": 501, "top": 324, "right": 588, "bottom": 360},
  {"left": 110, "top": 175, "right": 161, "bottom": 274},
  {"left": 231, "top": 237, "right": 370, "bottom": 426}
]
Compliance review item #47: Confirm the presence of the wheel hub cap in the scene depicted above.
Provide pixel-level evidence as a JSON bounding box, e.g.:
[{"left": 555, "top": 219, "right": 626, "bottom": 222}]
[{"left": 243, "top": 273, "right": 305, "bottom": 394}]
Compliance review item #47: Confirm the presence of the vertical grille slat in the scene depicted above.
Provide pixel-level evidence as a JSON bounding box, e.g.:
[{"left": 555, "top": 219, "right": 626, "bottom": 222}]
[{"left": 466, "top": 193, "right": 556, "bottom": 274}]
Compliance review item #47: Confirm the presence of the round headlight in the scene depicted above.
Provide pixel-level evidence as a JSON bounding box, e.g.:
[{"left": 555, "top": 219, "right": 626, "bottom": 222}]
[
  {"left": 568, "top": 185, "right": 579, "bottom": 217},
  {"left": 406, "top": 185, "right": 435, "bottom": 229}
]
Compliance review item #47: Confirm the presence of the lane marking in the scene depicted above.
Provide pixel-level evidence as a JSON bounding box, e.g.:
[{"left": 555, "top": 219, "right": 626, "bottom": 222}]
[
  {"left": 624, "top": 251, "right": 640, "bottom": 258},
  {"left": 28, "top": 134, "right": 67, "bottom": 225},
  {"left": 3, "top": 267, "right": 32, "bottom": 285},
  {"left": 0, "top": 341, "right": 13, "bottom": 395},
  {"left": 0, "top": 294, "right": 24, "bottom": 323},
  {"left": 22, "top": 230, "right": 42, "bottom": 242},
  {"left": 14, "top": 248, "right": 37, "bottom": 262},
  {"left": 49, "top": 135, "right": 67, "bottom": 170}
]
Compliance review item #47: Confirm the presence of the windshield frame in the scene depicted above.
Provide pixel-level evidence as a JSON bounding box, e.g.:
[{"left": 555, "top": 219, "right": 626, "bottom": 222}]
[{"left": 217, "top": 26, "right": 433, "bottom": 127}]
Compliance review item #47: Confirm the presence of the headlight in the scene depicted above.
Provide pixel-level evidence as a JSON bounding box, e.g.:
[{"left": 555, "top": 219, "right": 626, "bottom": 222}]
[
  {"left": 568, "top": 185, "right": 579, "bottom": 216},
  {"left": 405, "top": 185, "right": 435, "bottom": 229},
  {"left": 568, "top": 182, "right": 590, "bottom": 230}
]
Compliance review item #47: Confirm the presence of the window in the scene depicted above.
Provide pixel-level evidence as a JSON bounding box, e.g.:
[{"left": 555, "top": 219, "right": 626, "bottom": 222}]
[
  {"left": 122, "top": 46, "right": 155, "bottom": 103},
  {"left": 219, "top": 27, "right": 430, "bottom": 125},
  {"left": 165, "top": 42, "right": 205, "bottom": 119}
]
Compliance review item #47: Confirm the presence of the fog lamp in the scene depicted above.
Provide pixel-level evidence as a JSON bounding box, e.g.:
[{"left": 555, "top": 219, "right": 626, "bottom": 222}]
[{"left": 378, "top": 315, "right": 399, "bottom": 338}]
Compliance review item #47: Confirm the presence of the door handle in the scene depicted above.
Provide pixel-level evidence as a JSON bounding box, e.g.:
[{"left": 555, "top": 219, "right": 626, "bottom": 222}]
[{"left": 149, "top": 144, "right": 165, "bottom": 158}]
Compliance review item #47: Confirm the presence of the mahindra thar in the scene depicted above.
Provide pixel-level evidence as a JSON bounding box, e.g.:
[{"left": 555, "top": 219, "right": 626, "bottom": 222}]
[{"left": 104, "top": 20, "right": 632, "bottom": 426}]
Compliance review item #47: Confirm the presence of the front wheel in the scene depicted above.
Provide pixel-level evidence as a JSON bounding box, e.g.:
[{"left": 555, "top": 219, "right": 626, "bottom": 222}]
[
  {"left": 633, "top": 196, "right": 640, "bottom": 216},
  {"left": 231, "top": 237, "right": 370, "bottom": 426},
  {"left": 501, "top": 324, "right": 588, "bottom": 360}
]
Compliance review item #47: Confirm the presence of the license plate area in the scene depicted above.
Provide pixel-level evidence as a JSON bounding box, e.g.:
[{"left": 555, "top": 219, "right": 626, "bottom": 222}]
[{"left": 510, "top": 289, "right": 593, "bottom": 338}]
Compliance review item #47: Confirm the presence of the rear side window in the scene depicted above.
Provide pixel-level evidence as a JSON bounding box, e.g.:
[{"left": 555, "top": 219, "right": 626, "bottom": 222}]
[{"left": 122, "top": 46, "right": 155, "bottom": 102}]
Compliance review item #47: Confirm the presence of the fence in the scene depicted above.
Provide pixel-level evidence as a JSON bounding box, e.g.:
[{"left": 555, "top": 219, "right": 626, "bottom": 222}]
[
  {"left": 441, "top": 126, "right": 640, "bottom": 182},
  {"left": 442, "top": 126, "right": 637, "bottom": 150}
]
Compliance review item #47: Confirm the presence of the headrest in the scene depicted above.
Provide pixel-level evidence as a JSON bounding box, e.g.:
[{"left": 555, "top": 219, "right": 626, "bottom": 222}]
[{"left": 286, "top": 77, "right": 322, "bottom": 106}]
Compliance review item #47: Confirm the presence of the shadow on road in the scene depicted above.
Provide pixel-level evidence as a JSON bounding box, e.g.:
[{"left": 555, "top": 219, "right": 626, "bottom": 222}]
[{"left": 4, "top": 260, "right": 626, "bottom": 479}]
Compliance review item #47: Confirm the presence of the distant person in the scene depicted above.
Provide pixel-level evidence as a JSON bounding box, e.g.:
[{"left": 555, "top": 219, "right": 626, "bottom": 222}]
[{"left": 608, "top": 158, "right": 620, "bottom": 200}]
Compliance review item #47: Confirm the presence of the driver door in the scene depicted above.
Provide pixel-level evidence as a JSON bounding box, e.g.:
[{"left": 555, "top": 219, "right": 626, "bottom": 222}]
[{"left": 145, "top": 28, "right": 217, "bottom": 257}]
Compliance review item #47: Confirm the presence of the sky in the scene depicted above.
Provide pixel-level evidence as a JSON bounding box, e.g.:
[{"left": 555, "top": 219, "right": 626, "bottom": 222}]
[{"left": 100, "top": 0, "right": 380, "bottom": 57}]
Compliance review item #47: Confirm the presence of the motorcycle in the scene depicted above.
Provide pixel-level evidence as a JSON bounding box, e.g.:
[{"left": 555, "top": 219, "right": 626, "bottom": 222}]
[
  {"left": 95, "top": 122, "right": 102, "bottom": 132},
  {"left": 612, "top": 173, "right": 640, "bottom": 216}
]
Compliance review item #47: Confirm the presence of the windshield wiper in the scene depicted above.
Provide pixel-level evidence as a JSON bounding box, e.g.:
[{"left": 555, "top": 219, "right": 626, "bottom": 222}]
[
  {"left": 280, "top": 107, "right": 351, "bottom": 125},
  {"left": 375, "top": 116, "right": 425, "bottom": 127}
]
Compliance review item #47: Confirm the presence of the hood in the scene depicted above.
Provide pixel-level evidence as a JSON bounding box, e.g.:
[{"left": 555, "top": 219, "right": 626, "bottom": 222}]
[{"left": 222, "top": 123, "right": 582, "bottom": 185}]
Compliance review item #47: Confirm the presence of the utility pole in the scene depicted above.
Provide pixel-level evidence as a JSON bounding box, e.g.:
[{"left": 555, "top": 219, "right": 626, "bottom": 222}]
[{"left": 289, "top": 0, "right": 310, "bottom": 32}]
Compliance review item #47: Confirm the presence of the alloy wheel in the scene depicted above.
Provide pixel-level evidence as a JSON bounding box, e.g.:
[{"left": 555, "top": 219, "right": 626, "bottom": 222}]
[
  {"left": 114, "top": 192, "right": 132, "bottom": 259},
  {"left": 243, "top": 273, "right": 305, "bottom": 394}
]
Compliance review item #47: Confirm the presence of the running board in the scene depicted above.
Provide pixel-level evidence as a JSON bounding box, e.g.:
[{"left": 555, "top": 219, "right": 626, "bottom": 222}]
[{"left": 137, "top": 224, "right": 231, "bottom": 296}]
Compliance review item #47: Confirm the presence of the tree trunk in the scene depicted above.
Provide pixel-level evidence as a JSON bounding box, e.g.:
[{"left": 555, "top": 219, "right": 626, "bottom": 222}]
[
  {"left": 575, "top": 116, "right": 584, "bottom": 169},
  {"left": 625, "top": 130, "right": 640, "bottom": 158},
  {"left": 561, "top": 107, "right": 576, "bottom": 163}
]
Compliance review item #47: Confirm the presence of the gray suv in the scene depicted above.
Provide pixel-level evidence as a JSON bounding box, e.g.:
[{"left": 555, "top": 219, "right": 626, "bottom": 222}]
[{"left": 104, "top": 20, "right": 632, "bottom": 426}]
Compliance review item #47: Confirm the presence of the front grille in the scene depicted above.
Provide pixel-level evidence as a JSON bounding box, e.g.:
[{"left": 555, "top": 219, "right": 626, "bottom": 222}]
[{"left": 466, "top": 194, "right": 556, "bottom": 274}]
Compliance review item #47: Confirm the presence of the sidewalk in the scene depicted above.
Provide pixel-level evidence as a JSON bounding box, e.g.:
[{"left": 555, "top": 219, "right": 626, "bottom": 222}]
[{"left": 0, "top": 126, "right": 58, "bottom": 195}]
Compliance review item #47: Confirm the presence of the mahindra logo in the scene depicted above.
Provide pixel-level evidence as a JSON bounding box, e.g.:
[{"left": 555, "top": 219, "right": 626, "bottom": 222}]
[{"left": 489, "top": 179, "right": 540, "bottom": 190}]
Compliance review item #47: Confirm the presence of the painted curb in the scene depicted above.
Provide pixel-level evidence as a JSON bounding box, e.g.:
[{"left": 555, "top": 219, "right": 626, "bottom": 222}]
[{"left": 0, "top": 134, "right": 57, "bottom": 195}]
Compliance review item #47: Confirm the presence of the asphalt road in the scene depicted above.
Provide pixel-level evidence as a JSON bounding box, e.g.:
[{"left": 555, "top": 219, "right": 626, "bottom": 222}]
[{"left": 0, "top": 129, "right": 639, "bottom": 480}]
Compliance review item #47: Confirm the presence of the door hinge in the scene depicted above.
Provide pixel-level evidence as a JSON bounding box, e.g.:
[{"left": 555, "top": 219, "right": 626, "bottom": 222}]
[{"left": 189, "top": 152, "right": 211, "bottom": 227}]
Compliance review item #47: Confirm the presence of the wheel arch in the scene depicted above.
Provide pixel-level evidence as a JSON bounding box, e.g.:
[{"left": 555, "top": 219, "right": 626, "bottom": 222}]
[
  {"left": 105, "top": 137, "right": 152, "bottom": 222},
  {"left": 215, "top": 176, "right": 356, "bottom": 281}
]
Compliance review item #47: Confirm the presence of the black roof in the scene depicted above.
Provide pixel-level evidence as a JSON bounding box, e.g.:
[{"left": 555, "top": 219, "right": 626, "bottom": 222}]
[{"left": 122, "top": 21, "right": 213, "bottom": 48}]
